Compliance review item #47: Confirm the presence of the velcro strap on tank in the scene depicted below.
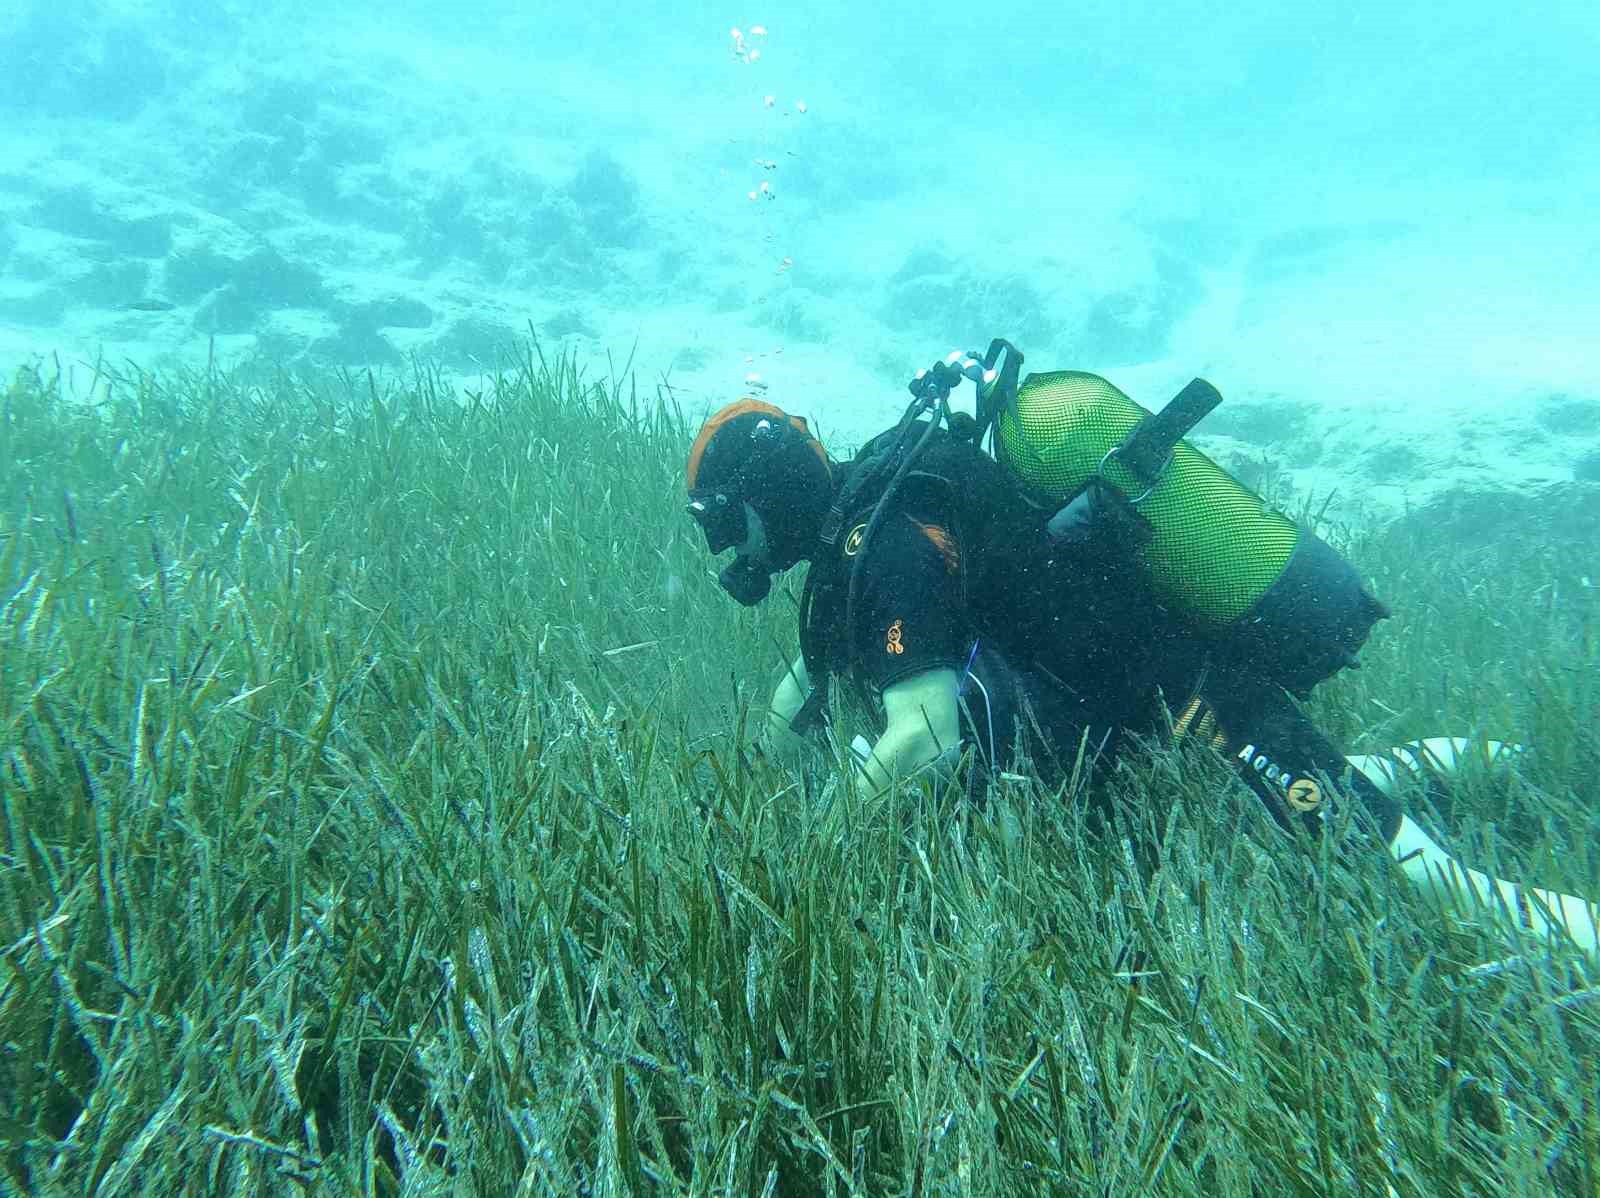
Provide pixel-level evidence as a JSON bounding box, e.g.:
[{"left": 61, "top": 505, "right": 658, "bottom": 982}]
[{"left": 1113, "top": 378, "right": 1223, "bottom": 486}]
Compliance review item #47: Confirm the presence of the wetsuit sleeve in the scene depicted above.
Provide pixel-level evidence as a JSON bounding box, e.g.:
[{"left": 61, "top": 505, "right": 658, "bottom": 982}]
[{"left": 851, "top": 511, "right": 971, "bottom": 694}]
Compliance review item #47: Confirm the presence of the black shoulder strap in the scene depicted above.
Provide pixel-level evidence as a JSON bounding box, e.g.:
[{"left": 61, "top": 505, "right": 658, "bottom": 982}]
[
  {"left": 1115, "top": 377, "right": 1222, "bottom": 486},
  {"left": 792, "top": 560, "right": 841, "bottom": 736}
]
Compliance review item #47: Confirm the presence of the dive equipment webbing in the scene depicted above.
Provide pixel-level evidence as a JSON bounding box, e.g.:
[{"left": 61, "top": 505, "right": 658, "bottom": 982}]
[
  {"left": 974, "top": 338, "right": 1025, "bottom": 451},
  {"left": 1042, "top": 378, "right": 1221, "bottom": 546},
  {"left": 795, "top": 344, "right": 1018, "bottom": 738},
  {"left": 1113, "top": 377, "right": 1222, "bottom": 491}
]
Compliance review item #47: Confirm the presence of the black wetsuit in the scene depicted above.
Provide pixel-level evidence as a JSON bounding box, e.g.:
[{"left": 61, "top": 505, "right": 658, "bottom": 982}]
[{"left": 798, "top": 426, "right": 1402, "bottom": 842}]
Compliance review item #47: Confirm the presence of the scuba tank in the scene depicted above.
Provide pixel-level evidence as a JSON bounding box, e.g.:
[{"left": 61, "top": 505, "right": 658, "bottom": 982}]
[{"left": 980, "top": 346, "right": 1388, "bottom": 696}]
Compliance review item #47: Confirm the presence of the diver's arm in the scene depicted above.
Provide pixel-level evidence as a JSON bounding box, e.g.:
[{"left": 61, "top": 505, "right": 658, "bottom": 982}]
[
  {"left": 1349, "top": 740, "right": 1599, "bottom": 955},
  {"left": 856, "top": 668, "right": 961, "bottom": 790},
  {"left": 763, "top": 654, "right": 812, "bottom": 763}
]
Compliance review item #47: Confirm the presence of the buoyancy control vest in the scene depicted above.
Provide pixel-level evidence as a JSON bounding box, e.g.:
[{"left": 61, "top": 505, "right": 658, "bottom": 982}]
[{"left": 797, "top": 423, "right": 1047, "bottom": 688}]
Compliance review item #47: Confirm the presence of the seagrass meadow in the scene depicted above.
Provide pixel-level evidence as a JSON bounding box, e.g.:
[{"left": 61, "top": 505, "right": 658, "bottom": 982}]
[{"left": 1, "top": 346, "right": 1598, "bottom": 1197}]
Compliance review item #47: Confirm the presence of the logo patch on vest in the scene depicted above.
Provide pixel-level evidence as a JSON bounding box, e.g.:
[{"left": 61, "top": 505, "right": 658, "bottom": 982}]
[
  {"left": 843, "top": 523, "right": 868, "bottom": 556},
  {"left": 1286, "top": 777, "right": 1323, "bottom": 812},
  {"left": 885, "top": 618, "right": 905, "bottom": 655},
  {"left": 1236, "top": 743, "right": 1328, "bottom": 815}
]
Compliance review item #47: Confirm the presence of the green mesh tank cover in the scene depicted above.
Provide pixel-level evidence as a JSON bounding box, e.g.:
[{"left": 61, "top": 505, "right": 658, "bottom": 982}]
[{"left": 996, "top": 371, "right": 1300, "bottom": 629}]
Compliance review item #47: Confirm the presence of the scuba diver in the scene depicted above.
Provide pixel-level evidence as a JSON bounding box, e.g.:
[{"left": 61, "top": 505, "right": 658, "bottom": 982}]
[{"left": 684, "top": 341, "right": 1600, "bottom": 956}]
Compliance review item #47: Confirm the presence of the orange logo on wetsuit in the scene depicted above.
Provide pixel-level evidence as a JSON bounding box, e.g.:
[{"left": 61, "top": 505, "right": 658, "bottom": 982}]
[
  {"left": 885, "top": 619, "right": 905, "bottom": 654},
  {"left": 911, "top": 520, "right": 960, "bottom": 574}
]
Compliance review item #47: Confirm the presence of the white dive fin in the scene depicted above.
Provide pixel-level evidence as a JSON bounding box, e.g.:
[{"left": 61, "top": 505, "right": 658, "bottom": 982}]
[
  {"left": 1347, "top": 738, "right": 1597, "bottom": 955},
  {"left": 1345, "top": 736, "right": 1521, "bottom": 797}
]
